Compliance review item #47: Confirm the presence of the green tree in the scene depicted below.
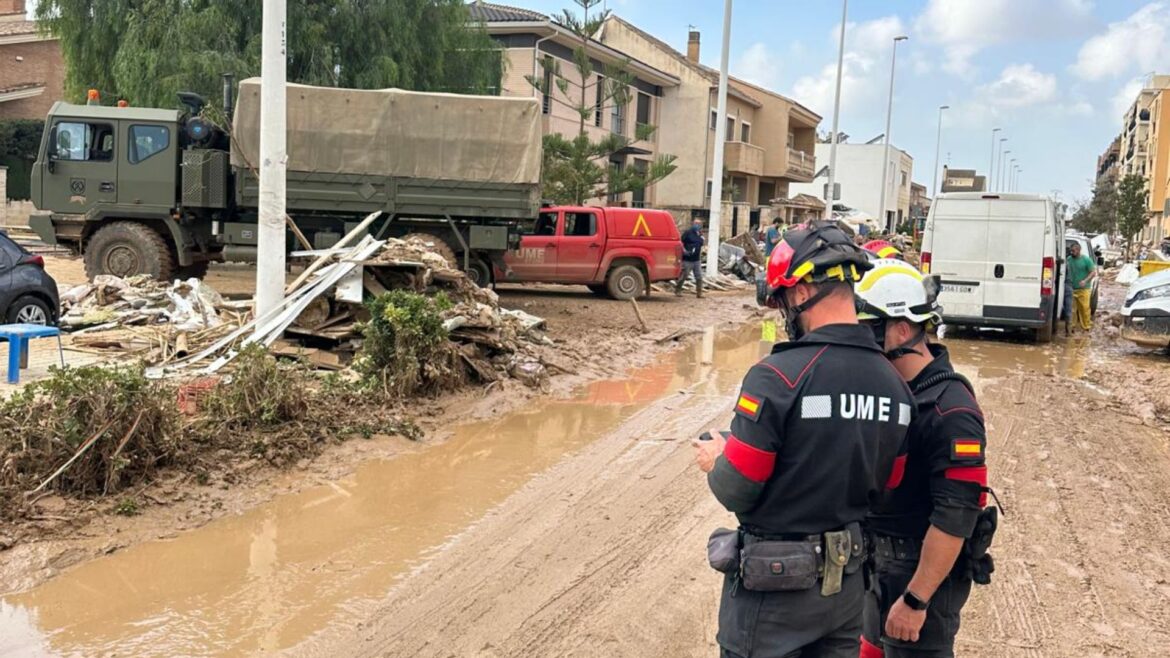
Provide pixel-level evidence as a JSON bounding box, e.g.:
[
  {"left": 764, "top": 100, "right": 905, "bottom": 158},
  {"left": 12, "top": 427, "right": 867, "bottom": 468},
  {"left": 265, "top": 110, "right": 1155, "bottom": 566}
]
[
  {"left": 527, "top": 0, "right": 675, "bottom": 205},
  {"left": 36, "top": 0, "right": 503, "bottom": 109},
  {"left": 1071, "top": 178, "right": 1118, "bottom": 235},
  {"left": 0, "top": 120, "right": 44, "bottom": 199},
  {"left": 1116, "top": 174, "right": 1148, "bottom": 259}
]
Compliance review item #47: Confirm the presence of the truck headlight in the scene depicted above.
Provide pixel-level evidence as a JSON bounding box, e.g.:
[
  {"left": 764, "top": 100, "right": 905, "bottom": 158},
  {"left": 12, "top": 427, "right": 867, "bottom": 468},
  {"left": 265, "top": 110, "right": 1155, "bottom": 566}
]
[{"left": 1133, "top": 283, "right": 1170, "bottom": 303}]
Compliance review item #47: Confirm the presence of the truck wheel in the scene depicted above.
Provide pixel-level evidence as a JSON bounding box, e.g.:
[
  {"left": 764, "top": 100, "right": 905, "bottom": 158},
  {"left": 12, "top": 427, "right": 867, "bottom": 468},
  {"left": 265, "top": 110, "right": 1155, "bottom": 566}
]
[
  {"left": 606, "top": 264, "right": 646, "bottom": 301},
  {"left": 402, "top": 232, "right": 458, "bottom": 269},
  {"left": 1036, "top": 319, "right": 1055, "bottom": 343},
  {"left": 84, "top": 221, "right": 176, "bottom": 281}
]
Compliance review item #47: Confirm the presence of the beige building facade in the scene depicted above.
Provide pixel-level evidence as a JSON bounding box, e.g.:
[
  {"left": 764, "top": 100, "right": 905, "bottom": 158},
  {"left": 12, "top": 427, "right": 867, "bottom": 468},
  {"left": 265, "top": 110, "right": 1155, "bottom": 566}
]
[
  {"left": 472, "top": 2, "right": 680, "bottom": 209},
  {"left": 598, "top": 16, "right": 820, "bottom": 235},
  {"left": 1117, "top": 75, "right": 1170, "bottom": 240}
]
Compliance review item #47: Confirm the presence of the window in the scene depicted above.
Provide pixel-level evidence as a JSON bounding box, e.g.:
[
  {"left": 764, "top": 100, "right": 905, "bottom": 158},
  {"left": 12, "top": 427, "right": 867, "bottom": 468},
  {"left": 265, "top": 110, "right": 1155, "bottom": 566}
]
[
  {"left": 54, "top": 121, "right": 114, "bottom": 162},
  {"left": 564, "top": 212, "right": 598, "bottom": 236},
  {"left": 900, "top": 170, "right": 908, "bottom": 187},
  {"left": 706, "top": 178, "right": 713, "bottom": 199},
  {"left": 740, "top": 121, "right": 751, "bottom": 143},
  {"left": 129, "top": 125, "right": 170, "bottom": 164},
  {"left": 594, "top": 75, "right": 604, "bottom": 127},
  {"left": 541, "top": 56, "right": 553, "bottom": 114},
  {"left": 636, "top": 92, "right": 651, "bottom": 131},
  {"left": 726, "top": 117, "right": 735, "bottom": 141},
  {"left": 710, "top": 109, "right": 718, "bottom": 131},
  {"left": 611, "top": 97, "right": 626, "bottom": 136},
  {"left": 530, "top": 212, "right": 557, "bottom": 236},
  {"left": 632, "top": 160, "right": 648, "bottom": 207}
]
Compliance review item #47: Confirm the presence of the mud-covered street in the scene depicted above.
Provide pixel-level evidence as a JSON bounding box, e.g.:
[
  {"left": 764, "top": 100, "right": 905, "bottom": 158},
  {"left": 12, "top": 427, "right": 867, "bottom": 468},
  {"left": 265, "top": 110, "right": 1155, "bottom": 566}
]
[{"left": 2, "top": 275, "right": 1170, "bottom": 657}]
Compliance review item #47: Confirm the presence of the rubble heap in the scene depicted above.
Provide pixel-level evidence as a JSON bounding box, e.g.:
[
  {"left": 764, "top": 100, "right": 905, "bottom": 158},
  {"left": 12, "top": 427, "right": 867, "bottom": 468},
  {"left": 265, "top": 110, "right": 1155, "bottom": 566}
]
[{"left": 59, "top": 275, "right": 231, "bottom": 332}]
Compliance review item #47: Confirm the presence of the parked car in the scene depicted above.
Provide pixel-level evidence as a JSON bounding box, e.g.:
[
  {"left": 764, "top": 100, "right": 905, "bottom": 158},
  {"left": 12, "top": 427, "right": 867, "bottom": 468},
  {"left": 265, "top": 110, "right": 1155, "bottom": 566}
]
[
  {"left": 498, "top": 206, "right": 682, "bottom": 300},
  {"left": 0, "top": 230, "right": 59, "bottom": 325},
  {"left": 1121, "top": 268, "right": 1170, "bottom": 350},
  {"left": 920, "top": 193, "right": 1063, "bottom": 342},
  {"left": 1065, "top": 231, "right": 1103, "bottom": 315}
]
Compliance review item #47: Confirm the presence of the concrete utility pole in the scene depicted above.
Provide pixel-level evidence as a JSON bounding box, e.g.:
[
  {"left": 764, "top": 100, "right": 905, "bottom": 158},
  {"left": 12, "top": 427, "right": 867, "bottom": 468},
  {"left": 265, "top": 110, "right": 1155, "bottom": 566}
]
[
  {"left": 825, "top": 0, "right": 848, "bottom": 220},
  {"left": 256, "top": 0, "right": 288, "bottom": 318},
  {"left": 995, "top": 139, "right": 1007, "bottom": 191},
  {"left": 931, "top": 105, "right": 949, "bottom": 198},
  {"left": 705, "top": 0, "right": 733, "bottom": 278},
  {"left": 999, "top": 150, "right": 1011, "bottom": 192},
  {"left": 878, "top": 35, "right": 908, "bottom": 233},
  {"left": 988, "top": 127, "right": 1000, "bottom": 192}
]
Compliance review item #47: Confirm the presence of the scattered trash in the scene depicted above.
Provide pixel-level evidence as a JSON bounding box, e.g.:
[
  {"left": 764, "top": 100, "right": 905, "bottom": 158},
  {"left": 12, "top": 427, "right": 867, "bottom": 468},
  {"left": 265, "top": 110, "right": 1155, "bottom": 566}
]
[{"left": 1117, "top": 263, "right": 1140, "bottom": 285}]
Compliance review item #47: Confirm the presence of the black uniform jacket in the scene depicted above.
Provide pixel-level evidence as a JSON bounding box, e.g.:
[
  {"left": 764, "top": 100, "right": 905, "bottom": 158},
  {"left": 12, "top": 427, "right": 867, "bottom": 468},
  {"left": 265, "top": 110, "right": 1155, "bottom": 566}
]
[
  {"left": 867, "top": 344, "right": 987, "bottom": 540},
  {"left": 708, "top": 323, "right": 914, "bottom": 537}
]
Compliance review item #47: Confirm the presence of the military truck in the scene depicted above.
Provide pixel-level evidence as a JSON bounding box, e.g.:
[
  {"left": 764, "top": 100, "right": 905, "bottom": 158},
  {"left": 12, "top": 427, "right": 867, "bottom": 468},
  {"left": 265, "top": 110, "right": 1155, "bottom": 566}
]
[{"left": 28, "top": 77, "right": 543, "bottom": 285}]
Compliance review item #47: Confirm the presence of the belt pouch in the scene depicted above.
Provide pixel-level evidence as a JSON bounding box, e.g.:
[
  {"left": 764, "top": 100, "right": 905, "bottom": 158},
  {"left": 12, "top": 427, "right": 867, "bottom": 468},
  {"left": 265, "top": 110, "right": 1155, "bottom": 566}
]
[
  {"left": 707, "top": 527, "right": 740, "bottom": 574},
  {"left": 821, "top": 529, "right": 852, "bottom": 596},
  {"left": 740, "top": 540, "right": 818, "bottom": 592}
]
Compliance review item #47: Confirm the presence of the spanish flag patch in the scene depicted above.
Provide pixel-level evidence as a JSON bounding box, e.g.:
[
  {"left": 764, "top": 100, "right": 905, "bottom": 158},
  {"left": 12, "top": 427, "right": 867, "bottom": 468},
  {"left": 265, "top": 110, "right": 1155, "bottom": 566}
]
[
  {"left": 735, "top": 392, "right": 764, "bottom": 422},
  {"left": 951, "top": 439, "right": 983, "bottom": 461}
]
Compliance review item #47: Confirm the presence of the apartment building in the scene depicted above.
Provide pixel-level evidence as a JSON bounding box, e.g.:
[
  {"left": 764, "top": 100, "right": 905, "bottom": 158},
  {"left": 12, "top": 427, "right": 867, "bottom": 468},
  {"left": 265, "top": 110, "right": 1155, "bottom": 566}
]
[
  {"left": 0, "top": 0, "right": 64, "bottom": 121},
  {"left": 1117, "top": 75, "right": 1170, "bottom": 240},
  {"left": 1096, "top": 136, "right": 1120, "bottom": 189},
  {"left": 789, "top": 143, "right": 914, "bottom": 231},
  {"left": 597, "top": 16, "right": 820, "bottom": 233},
  {"left": 469, "top": 2, "right": 680, "bottom": 208}
]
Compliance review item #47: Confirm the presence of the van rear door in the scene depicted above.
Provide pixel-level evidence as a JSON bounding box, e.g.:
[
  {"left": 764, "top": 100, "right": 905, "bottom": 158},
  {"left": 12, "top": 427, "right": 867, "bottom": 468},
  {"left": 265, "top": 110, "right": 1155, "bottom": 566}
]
[
  {"left": 930, "top": 198, "right": 990, "bottom": 319},
  {"left": 983, "top": 199, "right": 1045, "bottom": 321}
]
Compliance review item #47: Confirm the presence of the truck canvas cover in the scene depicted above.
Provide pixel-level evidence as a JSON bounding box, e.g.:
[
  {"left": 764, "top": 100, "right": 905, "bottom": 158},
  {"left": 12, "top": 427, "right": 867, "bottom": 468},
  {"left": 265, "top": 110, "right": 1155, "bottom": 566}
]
[{"left": 231, "top": 78, "right": 542, "bottom": 186}]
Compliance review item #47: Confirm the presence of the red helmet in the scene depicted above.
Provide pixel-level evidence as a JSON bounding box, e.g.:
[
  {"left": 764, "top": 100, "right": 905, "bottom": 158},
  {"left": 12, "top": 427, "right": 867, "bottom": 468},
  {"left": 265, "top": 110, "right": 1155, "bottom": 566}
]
[
  {"left": 862, "top": 239, "right": 902, "bottom": 260},
  {"left": 762, "top": 222, "right": 872, "bottom": 308}
]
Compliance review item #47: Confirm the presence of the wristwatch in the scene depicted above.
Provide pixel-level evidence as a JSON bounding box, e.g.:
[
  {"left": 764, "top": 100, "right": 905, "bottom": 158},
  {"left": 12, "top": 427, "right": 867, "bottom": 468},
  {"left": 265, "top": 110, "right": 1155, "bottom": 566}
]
[{"left": 902, "top": 589, "right": 930, "bottom": 611}]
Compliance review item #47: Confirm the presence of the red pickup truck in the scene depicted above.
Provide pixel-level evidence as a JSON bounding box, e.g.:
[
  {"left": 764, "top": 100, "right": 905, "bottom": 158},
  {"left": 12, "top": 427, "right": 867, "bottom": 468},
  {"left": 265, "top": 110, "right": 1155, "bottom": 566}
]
[{"left": 497, "top": 206, "right": 683, "bottom": 299}]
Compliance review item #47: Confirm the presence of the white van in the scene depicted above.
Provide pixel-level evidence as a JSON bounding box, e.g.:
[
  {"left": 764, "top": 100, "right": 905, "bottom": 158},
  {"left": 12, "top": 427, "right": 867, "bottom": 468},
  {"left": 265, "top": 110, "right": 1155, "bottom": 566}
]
[{"left": 920, "top": 193, "right": 1064, "bottom": 341}]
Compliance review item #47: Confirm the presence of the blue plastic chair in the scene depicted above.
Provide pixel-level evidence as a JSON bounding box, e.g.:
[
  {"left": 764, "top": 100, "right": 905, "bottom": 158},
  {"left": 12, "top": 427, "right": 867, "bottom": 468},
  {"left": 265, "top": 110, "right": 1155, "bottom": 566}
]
[{"left": 0, "top": 324, "right": 66, "bottom": 384}]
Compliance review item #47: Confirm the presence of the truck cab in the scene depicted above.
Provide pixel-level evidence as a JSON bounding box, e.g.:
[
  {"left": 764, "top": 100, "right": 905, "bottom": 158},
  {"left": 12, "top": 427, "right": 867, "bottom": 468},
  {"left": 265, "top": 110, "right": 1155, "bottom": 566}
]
[{"left": 500, "top": 206, "right": 682, "bottom": 299}]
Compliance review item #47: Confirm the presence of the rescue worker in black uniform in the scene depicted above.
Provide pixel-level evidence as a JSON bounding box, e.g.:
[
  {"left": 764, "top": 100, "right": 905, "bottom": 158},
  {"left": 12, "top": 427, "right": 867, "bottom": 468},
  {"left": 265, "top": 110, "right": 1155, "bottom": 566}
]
[
  {"left": 693, "top": 222, "right": 914, "bottom": 658},
  {"left": 854, "top": 259, "right": 992, "bottom": 658}
]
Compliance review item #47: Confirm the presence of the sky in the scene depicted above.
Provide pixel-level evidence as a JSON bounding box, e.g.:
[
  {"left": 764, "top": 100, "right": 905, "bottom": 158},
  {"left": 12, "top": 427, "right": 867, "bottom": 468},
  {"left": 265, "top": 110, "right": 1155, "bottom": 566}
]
[{"left": 500, "top": 0, "right": 1170, "bottom": 203}]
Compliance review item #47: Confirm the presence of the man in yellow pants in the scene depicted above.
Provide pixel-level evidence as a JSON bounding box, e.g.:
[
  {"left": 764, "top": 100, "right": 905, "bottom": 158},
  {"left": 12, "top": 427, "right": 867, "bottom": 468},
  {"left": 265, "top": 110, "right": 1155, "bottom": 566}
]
[{"left": 1067, "top": 242, "right": 1097, "bottom": 331}]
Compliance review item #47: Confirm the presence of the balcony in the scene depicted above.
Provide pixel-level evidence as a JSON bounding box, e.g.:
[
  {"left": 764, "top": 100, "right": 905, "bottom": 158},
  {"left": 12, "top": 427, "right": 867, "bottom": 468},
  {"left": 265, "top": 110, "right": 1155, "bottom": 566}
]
[
  {"left": 725, "top": 141, "right": 765, "bottom": 176},
  {"left": 786, "top": 148, "right": 815, "bottom": 179}
]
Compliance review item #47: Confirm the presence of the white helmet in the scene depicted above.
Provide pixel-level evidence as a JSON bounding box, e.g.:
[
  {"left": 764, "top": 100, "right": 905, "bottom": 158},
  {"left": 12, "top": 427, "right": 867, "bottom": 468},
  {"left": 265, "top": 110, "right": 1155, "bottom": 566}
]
[{"left": 855, "top": 258, "right": 943, "bottom": 325}]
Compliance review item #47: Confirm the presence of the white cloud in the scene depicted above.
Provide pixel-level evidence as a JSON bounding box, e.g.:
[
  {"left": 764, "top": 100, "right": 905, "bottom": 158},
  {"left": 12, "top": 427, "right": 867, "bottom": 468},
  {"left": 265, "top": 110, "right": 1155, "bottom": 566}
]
[
  {"left": 915, "top": 0, "right": 1094, "bottom": 75},
  {"left": 1073, "top": 3, "right": 1170, "bottom": 81},
  {"left": 789, "top": 16, "right": 907, "bottom": 118},
  {"left": 977, "top": 64, "right": 1058, "bottom": 108},
  {"left": 734, "top": 43, "right": 781, "bottom": 91}
]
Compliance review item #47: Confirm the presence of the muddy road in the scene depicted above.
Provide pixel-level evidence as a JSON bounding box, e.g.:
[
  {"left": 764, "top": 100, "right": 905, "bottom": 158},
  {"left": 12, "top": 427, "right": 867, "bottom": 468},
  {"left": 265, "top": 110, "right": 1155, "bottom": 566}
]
[{"left": 4, "top": 280, "right": 1170, "bottom": 656}]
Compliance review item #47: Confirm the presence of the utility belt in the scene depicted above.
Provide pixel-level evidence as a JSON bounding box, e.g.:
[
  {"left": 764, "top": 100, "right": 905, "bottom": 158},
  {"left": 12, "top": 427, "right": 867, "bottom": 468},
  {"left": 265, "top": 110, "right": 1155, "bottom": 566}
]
[
  {"left": 707, "top": 523, "right": 866, "bottom": 597},
  {"left": 870, "top": 505, "right": 999, "bottom": 585}
]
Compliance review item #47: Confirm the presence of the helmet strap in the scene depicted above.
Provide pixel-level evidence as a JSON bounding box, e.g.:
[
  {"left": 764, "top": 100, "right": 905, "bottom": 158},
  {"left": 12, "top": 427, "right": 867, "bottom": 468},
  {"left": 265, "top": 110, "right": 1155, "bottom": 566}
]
[
  {"left": 780, "top": 283, "right": 835, "bottom": 341},
  {"left": 884, "top": 325, "right": 929, "bottom": 360}
]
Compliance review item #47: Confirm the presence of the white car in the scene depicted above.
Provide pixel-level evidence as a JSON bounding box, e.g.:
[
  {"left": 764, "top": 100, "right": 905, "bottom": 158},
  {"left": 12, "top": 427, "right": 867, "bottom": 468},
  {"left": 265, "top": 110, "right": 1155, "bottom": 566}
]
[{"left": 1121, "top": 268, "right": 1170, "bottom": 349}]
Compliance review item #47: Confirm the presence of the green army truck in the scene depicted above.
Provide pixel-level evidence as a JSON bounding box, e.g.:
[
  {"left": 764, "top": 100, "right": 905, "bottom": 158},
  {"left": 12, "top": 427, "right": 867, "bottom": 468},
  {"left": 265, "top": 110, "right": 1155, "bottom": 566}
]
[{"left": 29, "top": 77, "right": 543, "bottom": 285}]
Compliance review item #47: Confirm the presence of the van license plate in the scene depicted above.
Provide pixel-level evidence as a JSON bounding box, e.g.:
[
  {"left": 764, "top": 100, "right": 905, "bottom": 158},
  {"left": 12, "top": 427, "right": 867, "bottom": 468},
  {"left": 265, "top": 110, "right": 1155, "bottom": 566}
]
[{"left": 942, "top": 284, "right": 976, "bottom": 294}]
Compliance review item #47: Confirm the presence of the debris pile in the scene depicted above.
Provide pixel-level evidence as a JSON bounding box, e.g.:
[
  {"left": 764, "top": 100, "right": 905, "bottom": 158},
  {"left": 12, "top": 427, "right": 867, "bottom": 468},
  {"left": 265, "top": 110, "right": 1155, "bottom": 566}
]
[{"left": 59, "top": 275, "right": 234, "bottom": 331}]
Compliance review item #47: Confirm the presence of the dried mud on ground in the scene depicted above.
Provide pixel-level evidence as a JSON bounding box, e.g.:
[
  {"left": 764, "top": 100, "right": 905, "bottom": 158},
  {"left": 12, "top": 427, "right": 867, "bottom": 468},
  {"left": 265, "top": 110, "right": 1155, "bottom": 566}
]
[{"left": 1, "top": 256, "right": 757, "bottom": 594}]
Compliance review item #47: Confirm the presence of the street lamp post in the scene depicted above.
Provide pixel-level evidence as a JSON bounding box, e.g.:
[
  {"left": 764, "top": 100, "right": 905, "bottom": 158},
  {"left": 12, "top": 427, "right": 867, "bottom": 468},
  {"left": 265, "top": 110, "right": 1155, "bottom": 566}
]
[
  {"left": 877, "top": 35, "right": 908, "bottom": 233},
  {"left": 825, "top": 0, "right": 848, "bottom": 219},
  {"left": 256, "top": 0, "right": 287, "bottom": 317},
  {"left": 704, "top": 0, "right": 733, "bottom": 278},
  {"left": 1008, "top": 159, "right": 1017, "bottom": 192},
  {"left": 996, "top": 138, "right": 1007, "bottom": 191},
  {"left": 931, "top": 105, "right": 949, "bottom": 198},
  {"left": 988, "top": 127, "right": 1000, "bottom": 191},
  {"left": 998, "top": 149, "right": 1011, "bottom": 192}
]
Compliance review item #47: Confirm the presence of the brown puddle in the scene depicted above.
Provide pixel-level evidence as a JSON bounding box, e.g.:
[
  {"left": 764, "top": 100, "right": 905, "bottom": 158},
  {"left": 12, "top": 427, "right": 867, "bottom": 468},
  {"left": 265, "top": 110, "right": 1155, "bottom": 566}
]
[
  {"left": 0, "top": 322, "right": 770, "bottom": 658},
  {"left": 944, "top": 334, "right": 1094, "bottom": 388}
]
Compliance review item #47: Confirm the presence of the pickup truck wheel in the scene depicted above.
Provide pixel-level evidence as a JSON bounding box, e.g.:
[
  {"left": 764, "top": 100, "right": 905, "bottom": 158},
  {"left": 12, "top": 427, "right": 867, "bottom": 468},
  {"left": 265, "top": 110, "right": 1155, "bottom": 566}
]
[
  {"left": 84, "top": 221, "right": 176, "bottom": 281},
  {"left": 465, "top": 258, "right": 492, "bottom": 288},
  {"left": 606, "top": 264, "right": 646, "bottom": 301}
]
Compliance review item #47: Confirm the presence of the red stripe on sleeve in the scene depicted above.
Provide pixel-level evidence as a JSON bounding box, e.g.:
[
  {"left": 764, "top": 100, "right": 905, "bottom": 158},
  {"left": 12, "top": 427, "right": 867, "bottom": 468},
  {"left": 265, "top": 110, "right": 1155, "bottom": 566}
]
[
  {"left": 945, "top": 465, "right": 988, "bottom": 506},
  {"left": 885, "top": 455, "right": 907, "bottom": 490},
  {"left": 724, "top": 436, "right": 776, "bottom": 483}
]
